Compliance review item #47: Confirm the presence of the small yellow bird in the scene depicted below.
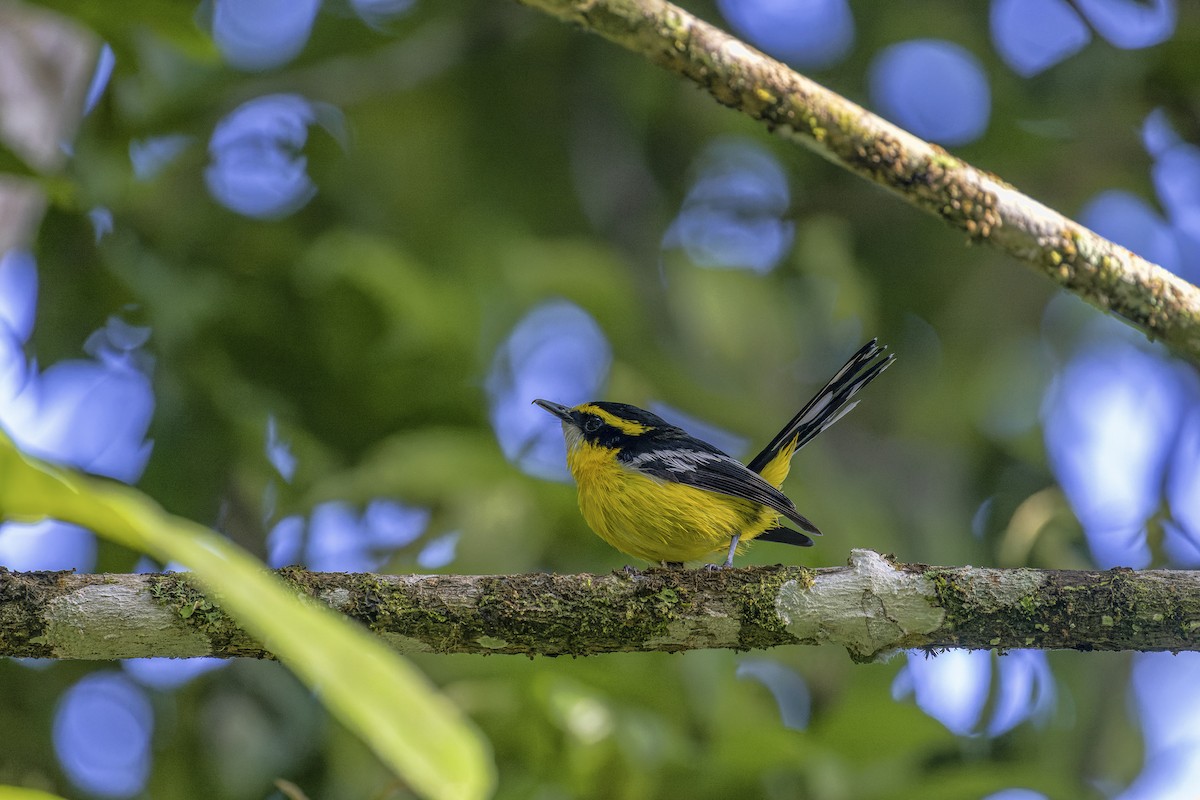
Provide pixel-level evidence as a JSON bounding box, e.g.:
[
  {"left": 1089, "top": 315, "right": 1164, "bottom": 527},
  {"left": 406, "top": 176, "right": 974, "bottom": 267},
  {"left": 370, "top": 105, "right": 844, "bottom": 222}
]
[{"left": 534, "top": 339, "right": 892, "bottom": 567}]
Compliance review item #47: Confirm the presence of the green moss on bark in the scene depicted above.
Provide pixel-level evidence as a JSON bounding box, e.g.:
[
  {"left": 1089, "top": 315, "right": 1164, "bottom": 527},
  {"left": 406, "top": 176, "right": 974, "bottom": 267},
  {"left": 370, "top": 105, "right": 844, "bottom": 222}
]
[
  {"left": 921, "top": 565, "right": 1200, "bottom": 652},
  {"left": 147, "top": 572, "right": 263, "bottom": 657},
  {"left": 0, "top": 567, "right": 63, "bottom": 657}
]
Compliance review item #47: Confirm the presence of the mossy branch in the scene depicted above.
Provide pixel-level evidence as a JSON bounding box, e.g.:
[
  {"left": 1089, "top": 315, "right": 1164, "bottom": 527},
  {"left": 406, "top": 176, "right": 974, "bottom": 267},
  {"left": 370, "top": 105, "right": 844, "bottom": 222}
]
[
  {"left": 511, "top": 0, "right": 1200, "bottom": 362},
  {"left": 3, "top": 550, "right": 1199, "bottom": 663}
]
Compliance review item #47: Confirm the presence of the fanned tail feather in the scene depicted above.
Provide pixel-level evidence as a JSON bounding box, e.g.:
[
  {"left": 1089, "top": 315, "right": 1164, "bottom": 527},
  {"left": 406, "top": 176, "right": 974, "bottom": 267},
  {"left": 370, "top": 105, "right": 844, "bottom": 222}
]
[{"left": 747, "top": 339, "right": 893, "bottom": 475}]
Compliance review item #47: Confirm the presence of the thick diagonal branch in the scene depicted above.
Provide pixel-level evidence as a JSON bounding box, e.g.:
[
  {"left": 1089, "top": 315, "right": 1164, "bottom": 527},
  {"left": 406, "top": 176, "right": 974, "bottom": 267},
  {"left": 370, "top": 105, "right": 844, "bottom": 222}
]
[
  {"left": 512, "top": 0, "right": 1200, "bottom": 362},
  {"left": 3, "top": 550, "right": 1197, "bottom": 662}
]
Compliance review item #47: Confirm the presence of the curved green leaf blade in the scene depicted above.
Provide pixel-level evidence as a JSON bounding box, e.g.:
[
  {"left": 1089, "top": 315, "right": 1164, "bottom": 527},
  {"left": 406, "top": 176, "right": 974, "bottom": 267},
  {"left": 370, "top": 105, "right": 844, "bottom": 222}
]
[
  {"left": 0, "top": 788, "right": 70, "bottom": 800},
  {"left": 0, "top": 432, "right": 495, "bottom": 800}
]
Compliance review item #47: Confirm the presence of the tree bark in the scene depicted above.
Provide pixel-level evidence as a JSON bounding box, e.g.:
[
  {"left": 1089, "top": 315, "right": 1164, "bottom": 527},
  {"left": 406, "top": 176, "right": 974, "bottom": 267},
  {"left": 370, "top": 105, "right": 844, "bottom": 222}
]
[
  {"left": 511, "top": 0, "right": 1200, "bottom": 363},
  {"left": 4, "top": 550, "right": 1198, "bottom": 662}
]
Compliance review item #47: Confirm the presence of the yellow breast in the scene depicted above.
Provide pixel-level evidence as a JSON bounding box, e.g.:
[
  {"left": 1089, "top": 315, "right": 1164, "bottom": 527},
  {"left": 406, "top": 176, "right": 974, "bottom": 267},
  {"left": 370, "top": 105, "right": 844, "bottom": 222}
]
[{"left": 565, "top": 440, "right": 778, "bottom": 563}]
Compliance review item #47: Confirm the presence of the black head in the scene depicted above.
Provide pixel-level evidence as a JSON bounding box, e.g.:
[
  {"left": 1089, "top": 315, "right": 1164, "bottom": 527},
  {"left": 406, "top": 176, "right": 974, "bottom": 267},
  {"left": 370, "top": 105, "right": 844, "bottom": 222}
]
[{"left": 532, "top": 399, "right": 673, "bottom": 448}]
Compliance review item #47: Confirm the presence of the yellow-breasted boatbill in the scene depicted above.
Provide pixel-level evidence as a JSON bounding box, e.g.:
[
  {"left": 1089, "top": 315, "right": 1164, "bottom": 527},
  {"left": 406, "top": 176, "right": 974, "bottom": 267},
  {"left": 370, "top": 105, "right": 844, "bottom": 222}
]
[{"left": 534, "top": 339, "right": 893, "bottom": 567}]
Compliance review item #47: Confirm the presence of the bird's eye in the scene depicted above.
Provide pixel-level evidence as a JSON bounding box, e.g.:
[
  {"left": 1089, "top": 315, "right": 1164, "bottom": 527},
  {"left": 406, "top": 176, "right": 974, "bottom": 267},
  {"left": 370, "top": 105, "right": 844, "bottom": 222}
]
[{"left": 583, "top": 417, "right": 602, "bottom": 433}]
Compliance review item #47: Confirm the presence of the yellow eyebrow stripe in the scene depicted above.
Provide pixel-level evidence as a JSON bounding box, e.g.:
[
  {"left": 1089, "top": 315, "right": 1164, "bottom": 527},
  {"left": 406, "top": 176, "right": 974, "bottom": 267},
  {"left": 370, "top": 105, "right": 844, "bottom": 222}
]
[{"left": 576, "top": 404, "right": 651, "bottom": 435}]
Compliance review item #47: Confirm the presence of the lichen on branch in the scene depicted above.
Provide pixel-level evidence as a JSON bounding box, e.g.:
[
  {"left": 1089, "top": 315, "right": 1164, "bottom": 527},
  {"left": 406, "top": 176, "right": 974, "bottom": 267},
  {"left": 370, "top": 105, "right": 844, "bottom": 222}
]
[
  {"left": 512, "top": 0, "right": 1200, "bottom": 362},
  {"left": 2, "top": 550, "right": 1198, "bottom": 661}
]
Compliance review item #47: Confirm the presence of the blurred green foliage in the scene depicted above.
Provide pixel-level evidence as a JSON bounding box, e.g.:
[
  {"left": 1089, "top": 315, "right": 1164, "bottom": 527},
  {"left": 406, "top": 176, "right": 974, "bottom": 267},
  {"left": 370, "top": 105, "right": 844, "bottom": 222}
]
[{"left": 3, "top": 0, "right": 1197, "bottom": 797}]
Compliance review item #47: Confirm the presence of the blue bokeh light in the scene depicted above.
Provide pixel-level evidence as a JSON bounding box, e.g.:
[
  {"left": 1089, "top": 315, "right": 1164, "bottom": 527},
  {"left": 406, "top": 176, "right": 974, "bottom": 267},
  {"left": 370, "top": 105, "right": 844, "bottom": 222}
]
[
  {"left": 893, "top": 649, "right": 991, "bottom": 736},
  {"left": 22, "top": 359, "right": 155, "bottom": 481},
  {"left": 290, "top": 502, "right": 385, "bottom": 571},
  {"left": 736, "top": 658, "right": 810, "bottom": 731},
  {"left": 362, "top": 499, "right": 428, "bottom": 549},
  {"left": 717, "top": 0, "right": 854, "bottom": 70},
  {"left": 84, "top": 316, "right": 153, "bottom": 363},
  {"left": 122, "top": 657, "right": 227, "bottom": 690},
  {"left": 267, "top": 500, "right": 430, "bottom": 571},
  {"left": 662, "top": 139, "right": 793, "bottom": 274},
  {"left": 87, "top": 207, "right": 114, "bottom": 243},
  {"left": 1046, "top": 110, "right": 1200, "bottom": 798},
  {"left": 0, "top": 520, "right": 97, "bottom": 573},
  {"left": 53, "top": 673, "right": 154, "bottom": 798},
  {"left": 129, "top": 135, "right": 194, "bottom": 181},
  {"left": 205, "top": 94, "right": 342, "bottom": 219},
  {"left": 1075, "top": 0, "right": 1176, "bottom": 50},
  {"left": 893, "top": 649, "right": 1054, "bottom": 736},
  {"left": 1165, "top": 410, "right": 1200, "bottom": 566},
  {"left": 984, "top": 791, "right": 1048, "bottom": 800},
  {"left": 487, "top": 300, "right": 612, "bottom": 481},
  {"left": 0, "top": 249, "right": 37, "bottom": 341},
  {"left": 1042, "top": 339, "right": 1193, "bottom": 568},
  {"left": 267, "top": 514, "right": 305, "bottom": 567},
  {"left": 1080, "top": 111, "right": 1200, "bottom": 284},
  {"left": 987, "top": 649, "right": 1056, "bottom": 736},
  {"left": 351, "top": 0, "right": 416, "bottom": 28},
  {"left": 265, "top": 414, "right": 297, "bottom": 483},
  {"left": 1151, "top": 147, "right": 1200, "bottom": 284},
  {"left": 990, "top": 0, "right": 1091, "bottom": 76},
  {"left": 417, "top": 531, "right": 460, "bottom": 570},
  {"left": 1142, "top": 108, "right": 1183, "bottom": 158},
  {"left": 1080, "top": 190, "right": 1180, "bottom": 276},
  {"left": 1152, "top": 144, "right": 1200, "bottom": 229},
  {"left": 209, "top": 0, "right": 320, "bottom": 71},
  {"left": 988, "top": 0, "right": 1177, "bottom": 78},
  {"left": 1121, "top": 652, "right": 1200, "bottom": 799},
  {"left": 869, "top": 40, "right": 991, "bottom": 146},
  {"left": 83, "top": 43, "right": 116, "bottom": 116},
  {"left": 0, "top": 254, "right": 155, "bottom": 572}
]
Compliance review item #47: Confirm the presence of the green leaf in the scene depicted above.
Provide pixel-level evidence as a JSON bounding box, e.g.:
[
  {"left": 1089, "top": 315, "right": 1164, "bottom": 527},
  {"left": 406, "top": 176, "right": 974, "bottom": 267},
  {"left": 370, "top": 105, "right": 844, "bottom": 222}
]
[
  {"left": 0, "top": 788, "right": 69, "bottom": 800},
  {"left": 0, "top": 432, "right": 495, "bottom": 800}
]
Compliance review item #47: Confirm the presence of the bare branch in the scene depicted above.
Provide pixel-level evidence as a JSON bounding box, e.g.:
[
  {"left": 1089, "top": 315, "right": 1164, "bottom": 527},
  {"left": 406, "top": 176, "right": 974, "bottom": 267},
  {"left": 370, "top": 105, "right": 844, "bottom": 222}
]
[
  {"left": 511, "top": 0, "right": 1200, "bottom": 362},
  {"left": 4, "top": 550, "right": 1198, "bottom": 662}
]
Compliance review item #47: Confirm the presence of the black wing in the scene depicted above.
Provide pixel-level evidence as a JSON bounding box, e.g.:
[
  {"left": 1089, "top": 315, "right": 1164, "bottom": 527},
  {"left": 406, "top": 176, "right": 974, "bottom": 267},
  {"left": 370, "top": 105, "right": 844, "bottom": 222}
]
[{"left": 621, "top": 445, "right": 821, "bottom": 535}]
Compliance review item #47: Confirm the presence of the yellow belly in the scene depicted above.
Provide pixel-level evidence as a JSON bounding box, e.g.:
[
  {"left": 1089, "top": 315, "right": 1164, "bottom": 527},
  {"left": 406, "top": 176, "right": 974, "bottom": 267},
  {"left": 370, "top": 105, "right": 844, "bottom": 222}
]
[{"left": 566, "top": 441, "right": 778, "bottom": 563}]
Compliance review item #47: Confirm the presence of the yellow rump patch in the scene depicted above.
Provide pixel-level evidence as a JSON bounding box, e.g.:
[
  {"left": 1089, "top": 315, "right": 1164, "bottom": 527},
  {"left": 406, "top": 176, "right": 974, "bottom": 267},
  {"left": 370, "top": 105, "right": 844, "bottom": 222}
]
[
  {"left": 575, "top": 404, "right": 652, "bottom": 436},
  {"left": 757, "top": 435, "right": 798, "bottom": 489}
]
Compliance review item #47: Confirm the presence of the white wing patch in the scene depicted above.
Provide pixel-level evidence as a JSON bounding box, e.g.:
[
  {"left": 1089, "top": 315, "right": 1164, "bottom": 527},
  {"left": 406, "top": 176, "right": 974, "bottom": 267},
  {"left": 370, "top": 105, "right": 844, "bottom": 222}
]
[{"left": 627, "top": 448, "right": 724, "bottom": 473}]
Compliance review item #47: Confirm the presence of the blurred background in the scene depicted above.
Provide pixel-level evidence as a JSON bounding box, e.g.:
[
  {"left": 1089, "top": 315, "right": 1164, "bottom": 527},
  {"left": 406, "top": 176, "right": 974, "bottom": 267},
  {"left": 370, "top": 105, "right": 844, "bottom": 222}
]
[{"left": 0, "top": 0, "right": 1198, "bottom": 797}]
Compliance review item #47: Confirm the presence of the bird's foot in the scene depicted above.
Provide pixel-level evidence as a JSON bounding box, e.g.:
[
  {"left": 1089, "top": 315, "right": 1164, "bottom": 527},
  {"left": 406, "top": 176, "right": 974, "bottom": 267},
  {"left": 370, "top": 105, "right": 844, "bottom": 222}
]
[{"left": 714, "top": 535, "right": 741, "bottom": 569}]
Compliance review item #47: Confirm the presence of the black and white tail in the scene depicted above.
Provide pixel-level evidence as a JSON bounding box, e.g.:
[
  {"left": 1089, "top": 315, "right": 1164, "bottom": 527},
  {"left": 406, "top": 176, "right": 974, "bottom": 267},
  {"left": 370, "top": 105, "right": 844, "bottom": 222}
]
[{"left": 746, "top": 339, "right": 893, "bottom": 475}]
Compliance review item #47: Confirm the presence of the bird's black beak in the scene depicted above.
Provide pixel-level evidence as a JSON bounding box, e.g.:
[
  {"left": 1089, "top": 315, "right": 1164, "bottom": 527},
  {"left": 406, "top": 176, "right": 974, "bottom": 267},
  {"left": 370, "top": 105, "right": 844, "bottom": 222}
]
[{"left": 533, "top": 399, "right": 574, "bottom": 423}]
